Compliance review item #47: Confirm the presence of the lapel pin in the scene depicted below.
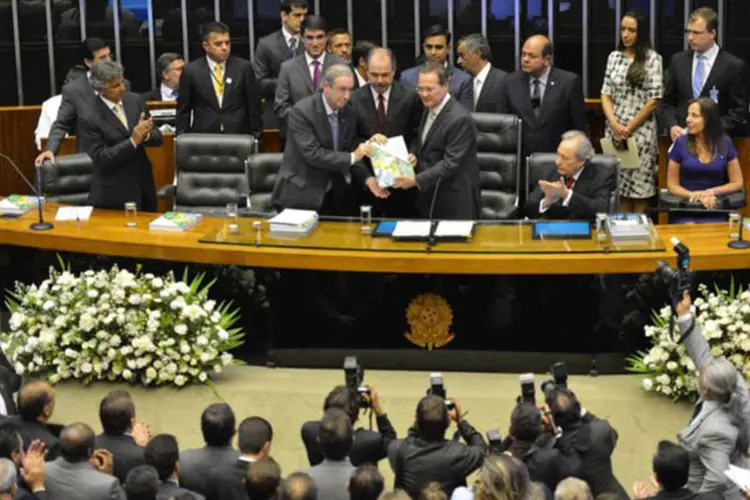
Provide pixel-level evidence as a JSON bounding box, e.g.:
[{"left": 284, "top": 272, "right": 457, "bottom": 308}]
[
  {"left": 550, "top": 81, "right": 556, "bottom": 86},
  {"left": 226, "top": 78, "right": 233, "bottom": 84}
]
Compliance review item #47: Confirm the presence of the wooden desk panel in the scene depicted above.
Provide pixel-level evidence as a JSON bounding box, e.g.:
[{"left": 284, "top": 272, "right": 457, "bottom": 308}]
[{"left": 0, "top": 205, "right": 748, "bottom": 274}]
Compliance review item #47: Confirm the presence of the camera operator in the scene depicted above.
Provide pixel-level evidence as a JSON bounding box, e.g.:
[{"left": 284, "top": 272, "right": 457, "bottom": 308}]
[
  {"left": 301, "top": 384, "right": 396, "bottom": 467},
  {"left": 505, "top": 402, "right": 577, "bottom": 493},
  {"left": 545, "top": 387, "right": 628, "bottom": 500},
  {"left": 387, "top": 395, "right": 486, "bottom": 499}
]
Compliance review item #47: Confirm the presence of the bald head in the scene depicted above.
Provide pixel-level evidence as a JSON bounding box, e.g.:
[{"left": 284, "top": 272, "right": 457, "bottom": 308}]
[
  {"left": 521, "top": 35, "right": 552, "bottom": 77},
  {"left": 278, "top": 472, "right": 317, "bottom": 500},
  {"left": 367, "top": 48, "right": 396, "bottom": 94},
  {"left": 60, "top": 422, "right": 95, "bottom": 462},
  {"left": 18, "top": 381, "right": 55, "bottom": 423}
]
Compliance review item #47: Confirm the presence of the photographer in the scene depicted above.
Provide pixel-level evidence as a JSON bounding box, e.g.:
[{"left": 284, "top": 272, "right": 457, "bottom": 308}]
[
  {"left": 505, "top": 402, "right": 577, "bottom": 493},
  {"left": 387, "top": 395, "right": 486, "bottom": 498},
  {"left": 301, "top": 384, "right": 396, "bottom": 467},
  {"left": 546, "top": 387, "right": 628, "bottom": 499}
]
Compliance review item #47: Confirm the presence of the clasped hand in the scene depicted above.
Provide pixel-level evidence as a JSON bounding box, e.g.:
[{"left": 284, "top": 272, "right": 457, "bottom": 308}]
[
  {"left": 131, "top": 113, "right": 154, "bottom": 146},
  {"left": 689, "top": 189, "right": 717, "bottom": 209},
  {"left": 539, "top": 178, "right": 568, "bottom": 206}
]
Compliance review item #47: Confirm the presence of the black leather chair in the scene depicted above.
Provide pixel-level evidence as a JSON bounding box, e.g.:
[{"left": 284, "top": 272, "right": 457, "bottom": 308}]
[
  {"left": 472, "top": 112, "right": 522, "bottom": 219},
  {"left": 159, "top": 134, "right": 257, "bottom": 215},
  {"left": 246, "top": 153, "right": 282, "bottom": 215},
  {"left": 659, "top": 188, "right": 746, "bottom": 213},
  {"left": 526, "top": 153, "right": 620, "bottom": 212},
  {"left": 38, "top": 153, "right": 93, "bottom": 205}
]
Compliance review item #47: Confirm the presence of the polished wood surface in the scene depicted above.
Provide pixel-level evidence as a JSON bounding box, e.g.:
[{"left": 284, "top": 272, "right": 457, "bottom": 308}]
[{"left": 0, "top": 204, "right": 747, "bottom": 274}]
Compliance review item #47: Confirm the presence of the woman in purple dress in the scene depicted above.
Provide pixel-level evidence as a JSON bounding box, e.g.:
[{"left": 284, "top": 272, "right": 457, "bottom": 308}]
[{"left": 667, "top": 97, "right": 744, "bottom": 223}]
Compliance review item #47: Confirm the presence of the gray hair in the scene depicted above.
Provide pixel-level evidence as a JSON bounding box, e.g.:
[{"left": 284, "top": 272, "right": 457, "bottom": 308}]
[
  {"left": 554, "top": 478, "right": 592, "bottom": 500},
  {"left": 89, "top": 60, "right": 125, "bottom": 91},
  {"left": 366, "top": 47, "right": 397, "bottom": 73},
  {"left": 0, "top": 458, "right": 16, "bottom": 494},
  {"left": 323, "top": 64, "right": 353, "bottom": 88},
  {"left": 703, "top": 357, "right": 750, "bottom": 454},
  {"left": 459, "top": 33, "right": 492, "bottom": 62},
  {"left": 156, "top": 52, "right": 182, "bottom": 80},
  {"left": 561, "top": 130, "right": 595, "bottom": 162}
]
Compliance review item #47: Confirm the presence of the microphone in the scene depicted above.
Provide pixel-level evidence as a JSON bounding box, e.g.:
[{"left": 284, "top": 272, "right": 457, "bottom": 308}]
[
  {"left": 729, "top": 215, "right": 750, "bottom": 249},
  {"left": 0, "top": 153, "right": 53, "bottom": 231},
  {"left": 426, "top": 175, "right": 444, "bottom": 250}
]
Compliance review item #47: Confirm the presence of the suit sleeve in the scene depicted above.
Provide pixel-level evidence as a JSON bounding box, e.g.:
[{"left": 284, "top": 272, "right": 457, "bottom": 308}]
[
  {"left": 721, "top": 59, "right": 749, "bottom": 135},
  {"left": 496, "top": 77, "right": 511, "bottom": 114},
  {"left": 253, "top": 41, "right": 277, "bottom": 98},
  {"left": 569, "top": 75, "right": 587, "bottom": 132},
  {"left": 243, "top": 62, "right": 264, "bottom": 140},
  {"left": 455, "top": 77, "right": 474, "bottom": 112},
  {"left": 45, "top": 91, "right": 77, "bottom": 154},
  {"left": 658, "top": 55, "right": 679, "bottom": 133},
  {"left": 522, "top": 186, "right": 545, "bottom": 219},
  {"left": 140, "top": 99, "right": 163, "bottom": 147},
  {"left": 454, "top": 420, "right": 488, "bottom": 476},
  {"left": 273, "top": 63, "right": 293, "bottom": 123},
  {"left": 175, "top": 69, "right": 193, "bottom": 134},
  {"left": 415, "top": 113, "right": 476, "bottom": 191},
  {"left": 696, "top": 427, "right": 735, "bottom": 493},
  {"left": 567, "top": 168, "right": 615, "bottom": 218},
  {"left": 372, "top": 414, "right": 398, "bottom": 461},
  {"left": 79, "top": 115, "right": 140, "bottom": 171},
  {"left": 109, "top": 480, "right": 127, "bottom": 500},
  {"left": 288, "top": 105, "right": 351, "bottom": 174}
]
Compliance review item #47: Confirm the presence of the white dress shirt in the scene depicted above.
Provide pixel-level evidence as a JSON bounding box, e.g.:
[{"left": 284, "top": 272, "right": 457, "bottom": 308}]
[
  {"left": 370, "top": 85, "right": 391, "bottom": 114},
  {"left": 206, "top": 56, "right": 227, "bottom": 107},
  {"left": 355, "top": 68, "right": 367, "bottom": 88},
  {"left": 160, "top": 83, "right": 178, "bottom": 101},
  {"left": 35, "top": 94, "right": 63, "bottom": 150},
  {"left": 473, "top": 62, "right": 492, "bottom": 109},
  {"left": 282, "top": 25, "right": 300, "bottom": 50},
  {"left": 539, "top": 165, "right": 585, "bottom": 214},
  {"left": 692, "top": 43, "right": 720, "bottom": 88},
  {"left": 422, "top": 93, "right": 452, "bottom": 143},
  {"left": 305, "top": 52, "right": 326, "bottom": 86}
]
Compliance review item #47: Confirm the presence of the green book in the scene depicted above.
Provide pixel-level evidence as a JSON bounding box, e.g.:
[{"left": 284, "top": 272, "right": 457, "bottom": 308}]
[
  {"left": 149, "top": 211, "right": 203, "bottom": 232},
  {"left": 0, "top": 195, "right": 40, "bottom": 215}
]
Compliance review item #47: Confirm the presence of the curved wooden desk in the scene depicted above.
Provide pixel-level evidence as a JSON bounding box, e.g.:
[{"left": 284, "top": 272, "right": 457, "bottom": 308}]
[{"left": 0, "top": 205, "right": 747, "bottom": 275}]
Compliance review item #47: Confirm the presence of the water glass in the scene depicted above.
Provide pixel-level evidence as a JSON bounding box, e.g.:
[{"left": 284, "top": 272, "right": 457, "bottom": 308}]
[
  {"left": 360, "top": 205, "right": 373, "bottom": 234},
  {"left": 729, "top": 212, "right": 741, "bottom": 239},
  {"left": 253, "top": 220, "right": 262, "bottom": 245},
  {"left": 226, "top": 202, "right": 239, "bottom": 233},
  {"left": 124, "top": 202, "right": 137, "bottom": 228}
]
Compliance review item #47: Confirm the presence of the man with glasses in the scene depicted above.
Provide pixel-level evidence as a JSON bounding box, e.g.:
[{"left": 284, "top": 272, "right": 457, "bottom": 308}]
[
  {"left": 274, "top": 15, "right": 347, "bottom": 140},
  {"left": 141, "top": 53, "right": 184, "bottom": 102},
  {"left": 658, "top": 7, "right": 748, "bottom": 140},
  {"left": 399, "top": 25, "right": 473, "bottom": 112}
]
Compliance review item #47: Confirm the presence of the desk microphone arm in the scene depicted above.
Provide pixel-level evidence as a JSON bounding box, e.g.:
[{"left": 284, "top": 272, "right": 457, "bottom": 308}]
[
  {"left": 729, "top": 213, "right": 750, "bottom": 249},
  {"left": 0, "top": 153, "right": 53, "bottom": 231}
]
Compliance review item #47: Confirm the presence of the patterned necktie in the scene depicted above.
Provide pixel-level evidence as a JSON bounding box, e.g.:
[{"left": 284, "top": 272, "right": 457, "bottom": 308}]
[
  {"left": 288, "top": 37, "right": 298, "bottom": 59},
  {"left": 113, "top": 103, "right": 129, "bottom": 129},
  {"left": 172, "top": 90, "right": 180, "bottom": 100},
  {"left": 376, "top": 93, "right": 386, "bottom": 133},
  {"left": 312, "top": 60, "right": 321, "bottom": 89},
  {"left": 693, "top": 54, "right": 705, "bottom": 99},
  {"left": 473, "top": 78, "right": 482, "bottom": 109},
  {"left": 329, "top": 112, "right": 339, "bottom": 151},
  {"left": 213, "top": 62, "right": 224, "bottom": 98},
  {"left": 531, "top": 78, "right": 541, "bottom": 116},
  {"left": 422, "top": 111, "right": 437, "bottom": 143}
]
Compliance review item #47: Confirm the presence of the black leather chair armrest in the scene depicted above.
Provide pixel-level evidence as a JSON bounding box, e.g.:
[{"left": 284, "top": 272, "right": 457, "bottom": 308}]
[{"left": 157, "top": 184, "right": 176, "bottom": 198}]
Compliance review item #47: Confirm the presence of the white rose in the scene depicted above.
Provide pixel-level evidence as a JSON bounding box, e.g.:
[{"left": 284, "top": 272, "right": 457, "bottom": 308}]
[
  {"left": 53, "top": 316, "right": 66, "bottom": 328},
  {"left": 152, "top": 277, "right": 164, "bottom": 288},
  {"left": 14, "top": 363, "right": 25, "bottom": 376},
  {"left": 174, "top": 324, "right": 188, "bottom": 336},
  {"left": 642, "top": 378, "right": 653, "bottom": 391},
  {"left": 666, "top": 361, "right": 678, "bottom": 371},
  {"left": 204, "top": 300, "right": 216, "bottom": 312},
  {"left": 146, "top": 367, "right": 157, "bottom": 379},
  {"left": 175, "top": 282, "right": 190, "bottom": 294},
  {"left": 79, "top": 313, "right": 96, "bottom": 332},
  {"left": 48, "top": 374, "right": 60, "bottom": 384},
  {"left": 9, "top": 312, "right": 25, "bottom": 331},
  {"left": 213, "top": 364, "right": 222, "bottom": 374},
  {"left": 198, "top": 372, "right": 208, "bottom": 382},
  {"left": 42, "top": 300, "right": 55, "bottom": 311},
  {"left": 128, "top": 294, "right": 141, "bottom": 305},
  {"left": 122, "top": 369, "right": 133, "bottom": 380},
  {"left": 64, "top": 348, "right": 79, "bottom": 359},
  {"left": 170, "top": 297, "right": 187, "bottom": 311},
  {"left": 196, "top": 336, "right": 208, "bottom": 347},
  {"left": 221, "top": 353, "right": 232, "bottom": 366},
  {"left": 174, "top": 375, "right": 187, "bottom": 386},
  {"left": 87, "top": 290, "right": 99, "bottom": 299},
  {"left": 81, "top": 362, "right": 93, "bottom": 374},
  {"left": 217, "top": 328, "right": 229, "bottom": 341}
]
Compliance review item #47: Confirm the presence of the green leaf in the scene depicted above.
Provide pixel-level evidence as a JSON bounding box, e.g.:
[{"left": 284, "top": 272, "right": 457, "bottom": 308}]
[{"left": 205, "top": 378, "right": 222, "bottom": 399}]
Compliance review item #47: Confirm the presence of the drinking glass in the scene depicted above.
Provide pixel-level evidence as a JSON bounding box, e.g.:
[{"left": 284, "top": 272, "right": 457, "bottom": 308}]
[
  {"left": 226, "top": 202, "right": 239, "bottom": 233},
  {"left": 360, "top": 205, "right": 373, "bottom": 234},
  {"left": 124, "top": 202, "right": 137, "bottom": 228}
]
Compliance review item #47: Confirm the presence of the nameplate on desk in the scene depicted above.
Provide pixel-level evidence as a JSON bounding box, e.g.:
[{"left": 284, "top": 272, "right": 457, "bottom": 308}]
[
  {"left": 391, "top": 220, "right": 475, "bottom": 242},
  {"left": 55, "top": 206, "right": 93, "bottom": 221}
]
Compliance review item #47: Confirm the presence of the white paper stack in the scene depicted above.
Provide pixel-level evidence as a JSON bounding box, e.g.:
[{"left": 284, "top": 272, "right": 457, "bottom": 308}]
[
  {"left": 269, "top": 209, "right": 319, "bottom": 235},
  {"left": 605, "top": 214, "right": 652, "bottom": 242},
  {"left": 434, "top": 221, "right": 474, "bottom": 240},
  {"left": 392, "top": 220, "right": 432, "bottom": 239}
]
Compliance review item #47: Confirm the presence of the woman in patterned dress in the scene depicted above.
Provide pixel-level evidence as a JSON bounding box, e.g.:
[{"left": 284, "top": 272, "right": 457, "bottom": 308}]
[{"left": 601, "top": 11, "right": 662, "bottom": 213}]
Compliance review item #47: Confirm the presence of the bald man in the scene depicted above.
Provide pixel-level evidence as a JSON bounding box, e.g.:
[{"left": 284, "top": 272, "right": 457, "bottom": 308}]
[
  {"left": 12, "top": 382, "right": 59, "bottom": 460},
  {"left": 497, "top": 35, "right": 587, "bottom": 160}
]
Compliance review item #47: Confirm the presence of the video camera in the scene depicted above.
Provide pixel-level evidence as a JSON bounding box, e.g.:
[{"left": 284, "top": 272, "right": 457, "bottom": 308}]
[
  {"left": 540, "top": 362, "right": 568, "bottom": 401},
  {"left": 343, "top": 356, "right": 371, "bottom": 409},
  {"left": 428, "top": 372, "right": 456, "bottom": 410},
  {"left": 656, "top": 237, "right": 694, "bottom": 300}
]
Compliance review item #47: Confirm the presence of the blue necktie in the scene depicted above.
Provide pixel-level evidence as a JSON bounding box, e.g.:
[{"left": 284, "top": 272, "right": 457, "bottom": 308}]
[
  {"left": 693, "top": 54, "right": 705, "bottom": 99},
  {"left": 329, "top": 112, "right": 339, "bottom": 151},
  {"left": 289, "top": 37, "right": 298, "bottom": 59}
]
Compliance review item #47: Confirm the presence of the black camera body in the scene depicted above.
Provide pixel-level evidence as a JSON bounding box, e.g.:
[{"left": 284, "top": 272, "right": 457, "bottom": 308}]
[
  {"left": 486, "top": 428, "right": 504, "bottom": 455},
  {"left": 519, "top": 373, "right": 536, "bottom": 405},
  {"left": 429, "top": 372, "right": 455, "bottom": 410},
  {"left": 344, "top": 356, "right": 371, "bottom": 409},
  {"left": 657, "top": 238, "right": 694, "bottom": 299},
  {"left": 541, "top": 362, "right": 568, "bottom": 401}
]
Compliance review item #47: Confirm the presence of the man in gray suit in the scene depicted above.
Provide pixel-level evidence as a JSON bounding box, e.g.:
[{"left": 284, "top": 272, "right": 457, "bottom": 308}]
[
  {"left": 44, "top": 423, "right": 125, "bottom": 500},
  {"left": 274, "top": 15, "right": 347, "bottom": 132},
  {"left": 271, "top": 64, "right": 374, "bottom": 215},
  {"left": 300, "top": 408, "right": 355, "bottom": 500},
  {"left": 392, "top": 62, "right": 480, "bottom": 220}
]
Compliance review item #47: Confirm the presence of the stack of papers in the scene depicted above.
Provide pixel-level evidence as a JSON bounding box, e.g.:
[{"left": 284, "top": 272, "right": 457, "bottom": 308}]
[
  {"left": 392, "top": 220, "right": 432, "bottom": 239},
  {"left": 0, "top": 195, "right": 40, "bottom": 215},
  {"left": 149, "top": 212, "right": 203, "bottom": 232},
  {"left": 605, "top": 214, "right": 652, "bottom": 242},
  {"left": 434, "top": 221, "right": 474, "bottom": 240},
  {"left": 391, "top": 220, "right": 475, "bottom": 241},
  {"left": 55, "top": 206, "right": 93, "bottom": 221},
  {"left": 269, "top": 209, "right": 319, "bottom": 235},
  {"left": 371, "top": 136, "right": 415, "bottom": 188}
]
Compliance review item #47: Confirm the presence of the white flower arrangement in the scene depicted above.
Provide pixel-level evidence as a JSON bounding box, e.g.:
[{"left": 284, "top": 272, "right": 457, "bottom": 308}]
[
  {"left": 1, "top": 260, "right": 245, "bottom": 388},
  {"left": 626, "top": 281, "right": 750, "bottom": 401}
]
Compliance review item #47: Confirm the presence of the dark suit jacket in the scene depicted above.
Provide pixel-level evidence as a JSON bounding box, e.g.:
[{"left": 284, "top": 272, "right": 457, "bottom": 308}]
[
  {"left": 78, "top": 92, "right": 163, "bottom": 212},
  {"left": 658, "top": 49, "right": 748, "bottom": 137},
  {"left": 10, "top": 417, "right": 60, "bottom": 461},
  {"left": 179, "top": 446, "right": 239, "bottom": 497},
  {"left": 253, "top": 30, "right": 293, "bottom": 98},
  {"left": 45, "top": 75, "right": 97, "bottom": 154},
  {"left": 475, "top": 65, "right": 507, "bottom": 113},
  {"left": 271, "top": 92, "right": 359, "bottom": 213},
  {"left": 141, "top": 88, "right": 162, "bottom": 101},
  {"left": 157, "top": 480, "right": 205, "bottom": 500},
  {"left": 400, "top": 64, "right": 474, "bottom": 112},
  {"left": 14, "top": 484, "right": 47, "bottom": 500},
  {"left": 302, "top": 415, "right": 397, "bottom": 466},
  {"left": 646, "top": 489, "right": 723, "bottom": 500},
  {"left": 523, "top": 162, "right": 615, "bottom": 221},
  {"left": 205, "top": 459, "right": 247, "bottom": 500},
  {"left": 176, "top": 56, "right": 263, "bottom": 139},
  {"left": 94, "top": 433, "right": 144, "bottom": 485},
  {"left": 0, "top": 351, "right": 21, "bottom": 416},
  {"left": 497, "top": 67, "right": 587, "bottom": 157},
  {"left": 509, "top": 439, "right": 577, "bottom": 494},
  {"left": 411, "top": 96, "right": 481, "bottom": 220}
]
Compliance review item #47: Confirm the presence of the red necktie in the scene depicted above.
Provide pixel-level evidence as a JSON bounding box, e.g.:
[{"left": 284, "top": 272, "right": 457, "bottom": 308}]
[
  {"left": 376, "top": 93, "right": 386, "bottom": 133},
  {"left": 565, "top": 176, "right": 575, "bottom": 189}
]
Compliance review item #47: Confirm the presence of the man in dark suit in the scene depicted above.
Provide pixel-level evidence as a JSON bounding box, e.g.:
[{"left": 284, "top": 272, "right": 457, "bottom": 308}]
[
  {"left": 658, "top": 7, "right": 748, "bottom": 140},
  {"left": 300, "top": 409, "right": 356, "bottom": 500},
  {"left": 206, "top": 416, "right": 273, "bottom": 500},
  {"left": 141, "top": 52, "right": 184, "bottom": 102},
  {"left": 34, "top": 37, "right": 113, "bottom": 166},
  {"left": 274, "top": 15, "right": 347, "bottom": 129},
  {"left": 94, "top": 391, "right": 148, "bottom": 485},
  {"left": 523, "top": 131, "right": 614, "bottom": 220},
  {"left": 0, "top": 350, "right": 21, "bottom": 417},
  {"left": 301, "top": 385, "right": 396, "bottom": 467},
  {"left": 143, "top": 434, "right": 204, "bottom": 500},
  {"left": 351, "top": 40, "right": 377, "bottom": 89},
  {"left": 0, "top": 422, "right": 48, "bottom": 499},
  {"left": 400, "top": 25, "right": 473, "bottom": 111},
  {"left": 77, "top": 60, "right": 162, "bottom": 212},
  {"left": 635, "top": 441, "right": 721, "bottom": 500},
  {"left": 244, "top": 457, "right": 281, "bottom": 500},
  {"left": 12, "top": 382, "right": 59, "bottom": 461},
  {"left": 392, "top": 63, "right": 480, "bottom": 220},
  {"left": 327, "top": 29, "right": 353, "bottom": 63},
  {"left": 179, "top": 403, "right": 239, "bottom": 497},
  {"left": 497, "top": 35, "right": 587, "bottom": 158},
  {"left": 457, "top": 34, "right": 506, "bottom": 113},
  {"left": 177, "top": 22, "right": 263, "bottom": 140},
  {"left": 271, "top": 64, "right": 372, "bottom": 215},
  {"left": 351, "top": 47, "right": 423, "bottom": 217}
]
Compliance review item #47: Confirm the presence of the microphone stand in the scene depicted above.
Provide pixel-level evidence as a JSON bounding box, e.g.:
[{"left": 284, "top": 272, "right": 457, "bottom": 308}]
[
  {"left": 426, "top": 176, "right": 443, "bottom": 252},
  {"left": 729, "top": 214, "right": 750, "bottom": 249},
  {"left": 0, "top": 153, "right": 53, "bottom": 231}
]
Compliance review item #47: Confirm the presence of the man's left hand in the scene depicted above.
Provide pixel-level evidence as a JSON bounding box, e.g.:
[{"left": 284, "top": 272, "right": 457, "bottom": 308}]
[
  {"left": 407, "top": 154, "right": 418, "bottom": 167},
  {"left": 393, "top": 176, "right": 416, "bottom": 189},
  {"left": 539, "top": 180, "right": 566, "bottom": 201}
]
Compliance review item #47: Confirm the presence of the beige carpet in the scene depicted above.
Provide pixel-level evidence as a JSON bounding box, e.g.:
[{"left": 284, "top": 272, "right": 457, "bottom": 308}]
[{"left": 49, "top": 366, "right": 692, "bottom": 493}]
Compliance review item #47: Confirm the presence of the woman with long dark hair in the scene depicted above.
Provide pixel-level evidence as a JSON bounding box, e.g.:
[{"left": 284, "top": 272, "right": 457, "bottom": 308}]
[
  {"left": 601, "top": 11, "right": 662, "bottom": 213},
  {"left": 666, "top": 97, "right": 744, "bottom": 222}
]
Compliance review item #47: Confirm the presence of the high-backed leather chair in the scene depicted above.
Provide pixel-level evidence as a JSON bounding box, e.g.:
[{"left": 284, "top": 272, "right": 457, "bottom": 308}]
[
  {"left": 472, "top": 113, "right": 521, "bottom": 219},
  {"left": 526, "top": 153, "right": 620, "bottom": 212},
  {"left": 38, "top": 153, "right": 93, "bottom": 205},
  {"left": 159, "top": 134, "right": 257, "bottom": 215},
  {"left": 246, "top": 153, "right": 282, "bottom": 215}
]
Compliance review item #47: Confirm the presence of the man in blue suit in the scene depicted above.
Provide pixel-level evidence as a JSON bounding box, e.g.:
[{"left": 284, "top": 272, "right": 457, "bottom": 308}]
[{"left": 399, "top": 25, "right": 473, "bottom": 111}]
